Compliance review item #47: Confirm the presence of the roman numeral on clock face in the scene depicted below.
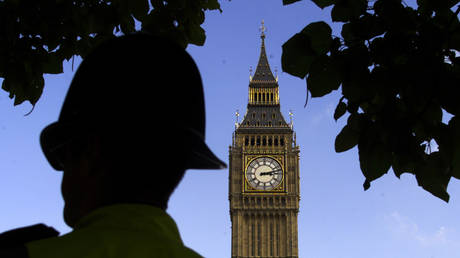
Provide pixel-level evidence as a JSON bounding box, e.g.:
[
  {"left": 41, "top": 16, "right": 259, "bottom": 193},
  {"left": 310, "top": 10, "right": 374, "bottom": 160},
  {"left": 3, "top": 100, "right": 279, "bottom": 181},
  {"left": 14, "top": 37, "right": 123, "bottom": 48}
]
[{"left": 246, "top": 156, "right": 283, "bottom": 191}]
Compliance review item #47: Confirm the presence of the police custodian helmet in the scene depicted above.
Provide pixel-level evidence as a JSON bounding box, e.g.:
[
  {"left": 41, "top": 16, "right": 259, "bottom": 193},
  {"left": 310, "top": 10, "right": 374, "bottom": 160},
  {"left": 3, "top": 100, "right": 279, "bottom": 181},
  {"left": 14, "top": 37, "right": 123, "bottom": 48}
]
[{"left": 40, "top": 33, "right": 226, "bottom": 171}]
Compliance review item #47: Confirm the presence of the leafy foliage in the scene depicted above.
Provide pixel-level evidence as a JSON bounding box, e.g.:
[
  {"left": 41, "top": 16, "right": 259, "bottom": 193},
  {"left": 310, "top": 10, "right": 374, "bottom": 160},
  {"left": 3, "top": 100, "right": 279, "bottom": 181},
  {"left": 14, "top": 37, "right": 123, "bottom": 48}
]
[
  {"left": 2, "top": 0, "right": 459, "bottom": 203},
  {"left": 282, "top": 0, "right": 460, "bottom": 202},
  {"left": 0, "top": 0, "right": 221, "bottom": 106}
]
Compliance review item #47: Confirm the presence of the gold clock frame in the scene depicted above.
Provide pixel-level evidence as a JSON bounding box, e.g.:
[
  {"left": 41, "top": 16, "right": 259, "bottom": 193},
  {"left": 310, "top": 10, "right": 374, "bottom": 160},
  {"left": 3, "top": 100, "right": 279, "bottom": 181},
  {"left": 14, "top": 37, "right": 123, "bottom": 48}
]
[{"left": 243, "top": 154, "right": 286, "bottom": 194}]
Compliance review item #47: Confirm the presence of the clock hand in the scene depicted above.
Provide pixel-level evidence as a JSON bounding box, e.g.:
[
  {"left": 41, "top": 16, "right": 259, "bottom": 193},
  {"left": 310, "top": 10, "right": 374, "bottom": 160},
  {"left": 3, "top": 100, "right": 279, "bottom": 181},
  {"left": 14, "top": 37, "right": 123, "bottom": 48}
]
[{"left": 260, "top": 169, "right": 282, "bottom": 176}]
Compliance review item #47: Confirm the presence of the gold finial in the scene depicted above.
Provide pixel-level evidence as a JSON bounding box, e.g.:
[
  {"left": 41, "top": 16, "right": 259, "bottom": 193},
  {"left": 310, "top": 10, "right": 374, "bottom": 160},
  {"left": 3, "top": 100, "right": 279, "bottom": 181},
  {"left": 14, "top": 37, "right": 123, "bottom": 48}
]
[
  {"left": 249, "top": 66, "right": 253, "bottom": 81},
  {"left": 260, "top": 20, "right": 266, "bottom": 38},
  {"left": 289, "top": 110, "right": 294, "bottom": 129},
  {"left": 275, "top": 66, "right": 278, "bottom": 82},
  {"left": 235, "top": 109, "right": 240, "bottom": 129}
]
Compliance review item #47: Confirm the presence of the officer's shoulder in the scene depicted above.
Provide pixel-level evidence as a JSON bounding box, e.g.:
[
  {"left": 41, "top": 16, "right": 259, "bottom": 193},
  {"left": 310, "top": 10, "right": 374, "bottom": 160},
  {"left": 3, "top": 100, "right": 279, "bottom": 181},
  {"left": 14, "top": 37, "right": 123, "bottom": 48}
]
[
  {"left": 0, "top": 246, "right": 29, "bottom": 258},
  {"left": 182, "top": 247, "right": 204, "bottom": 258}
]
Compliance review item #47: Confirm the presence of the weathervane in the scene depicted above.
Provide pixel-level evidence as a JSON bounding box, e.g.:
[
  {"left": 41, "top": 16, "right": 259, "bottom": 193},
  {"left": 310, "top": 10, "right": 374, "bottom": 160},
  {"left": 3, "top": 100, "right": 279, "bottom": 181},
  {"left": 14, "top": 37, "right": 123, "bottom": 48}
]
[
  {"left": 260, "top": 19, "right": 266, "bottom": 38},
  {"left": 289, "top": 110, "right": 294, "bottom": 129},
  {"left": 274, "top": 66, "right": 278, "bottom": 82},
  {"left": 235, "top": 109, "right": 240, "bottom": 129}
]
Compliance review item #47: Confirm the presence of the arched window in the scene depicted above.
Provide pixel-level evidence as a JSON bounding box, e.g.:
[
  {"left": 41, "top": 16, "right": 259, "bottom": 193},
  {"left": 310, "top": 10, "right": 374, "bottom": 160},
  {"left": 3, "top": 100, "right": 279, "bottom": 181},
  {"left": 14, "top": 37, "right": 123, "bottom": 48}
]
[
  {"left": 257, "top": 222, "right": 261, "bottom": 256},
  {"left": 276, "top": 221, "right": 280, "bottom": 256},
  {"left": 270, "top": 223, "right": 274, "bottom": 256},
  {"left": 251, "top": 222, "right": 255, "bottom": 256}
]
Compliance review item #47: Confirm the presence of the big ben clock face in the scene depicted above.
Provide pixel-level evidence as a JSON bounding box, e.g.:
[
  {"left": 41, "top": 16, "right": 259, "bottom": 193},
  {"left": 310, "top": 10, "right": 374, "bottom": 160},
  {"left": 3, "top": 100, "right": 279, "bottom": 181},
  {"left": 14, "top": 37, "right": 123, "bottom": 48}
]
[{"left": 246, "top": 157, "right": 283, "bottom": 191}]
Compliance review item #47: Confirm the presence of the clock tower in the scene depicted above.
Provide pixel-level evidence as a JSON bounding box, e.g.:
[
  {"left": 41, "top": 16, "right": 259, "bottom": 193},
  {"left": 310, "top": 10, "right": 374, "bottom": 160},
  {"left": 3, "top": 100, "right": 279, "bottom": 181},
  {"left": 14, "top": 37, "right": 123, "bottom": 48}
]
[{"left": 229, "top": 22, "right": 300, "bottom": 258}]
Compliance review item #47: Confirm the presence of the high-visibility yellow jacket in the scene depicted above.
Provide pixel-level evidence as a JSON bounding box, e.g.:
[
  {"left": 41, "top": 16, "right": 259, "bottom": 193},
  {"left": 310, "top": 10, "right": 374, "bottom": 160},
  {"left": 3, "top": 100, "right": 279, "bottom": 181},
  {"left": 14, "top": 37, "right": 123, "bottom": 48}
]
[{"left": 26, "top": 204, "right": 203, "bottom": 258}]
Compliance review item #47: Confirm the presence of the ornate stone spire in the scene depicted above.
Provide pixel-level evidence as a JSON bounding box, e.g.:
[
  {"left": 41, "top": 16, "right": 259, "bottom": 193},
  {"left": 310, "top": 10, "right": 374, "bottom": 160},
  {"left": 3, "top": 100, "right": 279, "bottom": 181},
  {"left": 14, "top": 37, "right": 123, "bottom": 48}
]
[
  {"left": 250, "top": 20, "right": 277, "bottom": 85},
  {"left": 238, "top": 21, "right": 289, "bottom": 129}
]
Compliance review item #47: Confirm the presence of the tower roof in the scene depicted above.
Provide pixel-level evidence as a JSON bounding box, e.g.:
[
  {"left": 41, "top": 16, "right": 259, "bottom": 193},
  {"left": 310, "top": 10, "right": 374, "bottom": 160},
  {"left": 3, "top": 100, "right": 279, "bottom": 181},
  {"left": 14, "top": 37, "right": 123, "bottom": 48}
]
[
  {"left": 237, "top": 21, "right": 290, "bottom": 131},
  {"left": 250, "top": 21, "right": 277, "bottom": 87},
  {"left": 238, "top": 105, "right": 291, "bottom": 131}
]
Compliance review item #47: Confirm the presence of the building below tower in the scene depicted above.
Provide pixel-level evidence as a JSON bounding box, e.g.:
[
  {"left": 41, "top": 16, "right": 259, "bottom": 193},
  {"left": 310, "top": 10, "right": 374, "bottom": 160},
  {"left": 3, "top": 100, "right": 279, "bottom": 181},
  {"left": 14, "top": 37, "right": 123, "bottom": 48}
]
[{"left": 229, "top": 21, "right": 300, "bottom": 258}]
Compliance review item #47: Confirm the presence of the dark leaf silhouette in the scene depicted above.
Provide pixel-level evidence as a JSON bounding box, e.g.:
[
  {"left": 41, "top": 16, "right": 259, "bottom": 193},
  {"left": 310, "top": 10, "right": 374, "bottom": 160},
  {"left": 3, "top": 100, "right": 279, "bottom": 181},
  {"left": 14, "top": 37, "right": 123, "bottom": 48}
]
[
  {"left": 0, "top": 0, "right": 221, "bottom": 106},
  {"left": 283, "top": 0, "right": 460, "bottom": 202}
]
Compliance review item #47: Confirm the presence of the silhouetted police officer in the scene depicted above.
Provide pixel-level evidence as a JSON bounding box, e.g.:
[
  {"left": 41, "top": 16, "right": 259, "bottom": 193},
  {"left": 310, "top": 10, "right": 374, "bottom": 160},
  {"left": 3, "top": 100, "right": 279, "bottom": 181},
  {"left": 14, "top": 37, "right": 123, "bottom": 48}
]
[{"left": 0, "top": 33, "right": 226, "bottom": 258}]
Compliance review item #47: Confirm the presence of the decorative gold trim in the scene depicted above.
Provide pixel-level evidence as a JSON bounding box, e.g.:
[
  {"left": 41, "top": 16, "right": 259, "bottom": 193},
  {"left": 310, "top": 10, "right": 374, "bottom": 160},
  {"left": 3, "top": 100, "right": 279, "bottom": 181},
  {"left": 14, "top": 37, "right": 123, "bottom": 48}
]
[{"left": 242, "top": 155, "right": 286, "bottom": 194}]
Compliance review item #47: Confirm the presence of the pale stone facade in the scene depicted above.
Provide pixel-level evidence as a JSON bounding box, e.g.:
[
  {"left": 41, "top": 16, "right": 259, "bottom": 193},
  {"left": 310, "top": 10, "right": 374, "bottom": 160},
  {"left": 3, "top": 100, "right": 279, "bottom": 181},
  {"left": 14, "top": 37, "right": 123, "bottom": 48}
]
[{"left": 229, "top": 23, "right": 300, "bottom": 258}]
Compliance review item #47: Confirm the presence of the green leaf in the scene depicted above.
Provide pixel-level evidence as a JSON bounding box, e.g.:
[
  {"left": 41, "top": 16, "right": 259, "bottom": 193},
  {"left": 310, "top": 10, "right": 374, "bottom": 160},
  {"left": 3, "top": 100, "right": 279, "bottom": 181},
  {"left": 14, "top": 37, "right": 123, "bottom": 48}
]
[
  {"left": 186, "top": 23, "right": 206, "bottom": 46},
  {"left": 417, "top": 0, "right": 434, "bottom": 15},
  {"left": 301, "top": 21, "right": 332, "bottom": 55},
  {"left": 415, "top": 153, "right": 451, "bottom": 202},
  {"left": 417, "top": 0, "right": 458, "bottom": 14},
  {"left": 450, "top": 30, "right": 460, "bottom": 51},
  {"left": 307, "top": 55, "right": 341, "bottom": 97},
  {"left": 281, "top": 33, "right": 317, "bottom": 78},
  {"left": 142, "top": 9, "right": 188, "bottom": 47},
  {"left": 448, "top": 116, "right": 460, "bottom": 179},
  {"left": 452, "top": 150, "right": 460, "bottom": 180},
  {"left": 341, "top": 23, "right": 355, "bottom": 42},
  {"left": 311, "top": 0, "right": 335, "bottom": 9},
  {"left": 2, "top": 73, "right": 44, "bottom": 106},
  {"left": 56, "top": 41, "right": 76, "bottom": 62},
  {"left": 359, "top": 131, "right": 391, "bottom": 189},
  {"left": 283, "top": 0, "right": 303, "bottom": 5},
  {"left": 331, "top": 4, "right": 350, "bottom": 22},
  {"left": 27, "top": 75, "right": 45, "bottom": 106},
  {"left": 392, "top": 162, "right": 406, "bottom": 179},
  {"left": 13, "top": 84, "right": 27, "bottom": 106},
  {"left": 341, "top": 72, "right": 370, "bottom": 102},
  {"left": 165, "top": 0, "right": 186, "bottom": 10},
  {"left": 335, "top": 124, "right": 359, "bottom": 152},
  {"left": 1, "top": 79, "right": 13, "bottom": 98},
  {"left": 204, "top": 0, "right": 222, "bottom": 12},
  {"left": 120, "top": 15, "right": 136, "bottom": 34},
  {"left": 392, "top": 149, "right": 417, "bottom": 178},
  {"left": 421, "top": 102, "right": 443, "bottom": 125},
  {"left": 363, "top": 179, "right": 371, "bottom": 190},
  {"left": 188, "top": 10, "right": 205, "bottom": 26},
  {"left": 42, "top": 53, "right": 63, "bottom": 74},
  {"left": 334, "top": 101, "right": 347, "bottom": 120},
  {"left": 131, "top": 0, "right": 149, "bottom": 21},
  {"left": 331, "top": 0, "right": 367, "bottom": 22},
  {"left": 350, "top": 14, "right": 386, "bottom": 40},
  {"left": 347, "top": 113, "right": 367, "bottom": 132}
]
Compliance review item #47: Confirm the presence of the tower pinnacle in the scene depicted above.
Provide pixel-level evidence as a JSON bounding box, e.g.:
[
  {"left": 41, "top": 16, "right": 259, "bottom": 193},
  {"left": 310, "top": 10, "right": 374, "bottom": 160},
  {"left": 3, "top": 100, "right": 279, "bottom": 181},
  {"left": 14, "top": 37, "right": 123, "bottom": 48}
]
[
  {"left": 260, "top": 20, "right": 266, "bottom": 39},
  {"left": 239, "top": 22, "right": 289, "bottom": 128},
  {"left": 251, "top": 20, "right": 276, "bottom": 84}
]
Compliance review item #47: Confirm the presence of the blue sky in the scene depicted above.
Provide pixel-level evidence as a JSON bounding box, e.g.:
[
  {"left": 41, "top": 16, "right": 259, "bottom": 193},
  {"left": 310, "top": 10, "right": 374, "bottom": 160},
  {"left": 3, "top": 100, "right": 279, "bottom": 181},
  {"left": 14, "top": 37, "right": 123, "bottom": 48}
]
[{"left": 1, "top": 1, "right": 460, "bottom": 257}]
